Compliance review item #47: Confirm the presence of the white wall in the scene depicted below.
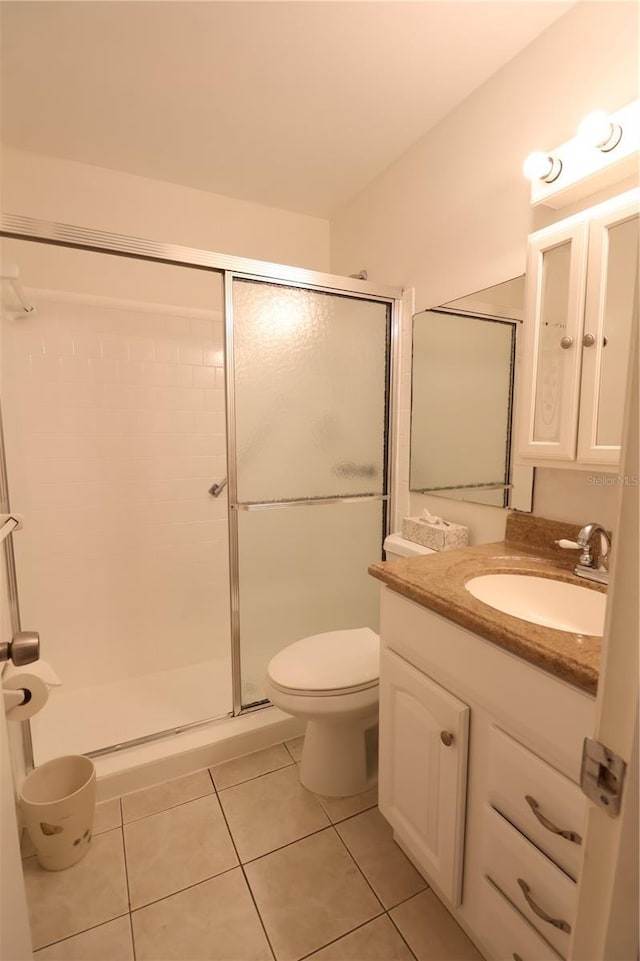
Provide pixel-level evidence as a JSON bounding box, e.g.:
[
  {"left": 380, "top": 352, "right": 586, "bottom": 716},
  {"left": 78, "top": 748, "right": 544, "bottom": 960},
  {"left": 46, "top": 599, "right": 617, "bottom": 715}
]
[
  {"left": 1, "top": 148, "right": 330, "bottom": 272},
  {"left": 330, "top": 1, "right": 639, "bottom": 539}
]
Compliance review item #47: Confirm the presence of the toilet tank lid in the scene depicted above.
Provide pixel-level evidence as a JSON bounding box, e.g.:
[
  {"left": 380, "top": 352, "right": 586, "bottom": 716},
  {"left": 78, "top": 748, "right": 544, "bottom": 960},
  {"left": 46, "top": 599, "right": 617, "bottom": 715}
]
[{"left": 384, "top": 533, "right": 435, "bottom": 557}]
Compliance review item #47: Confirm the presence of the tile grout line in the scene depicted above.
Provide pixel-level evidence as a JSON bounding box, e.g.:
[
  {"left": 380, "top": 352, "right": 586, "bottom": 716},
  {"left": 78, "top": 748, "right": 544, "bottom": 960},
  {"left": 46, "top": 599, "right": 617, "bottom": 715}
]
[
  {"left": 130, "top": 864, "right": 242, "bottom": 914},
  {"left": 213, "top": 758, "right": 295, "bottom": 794},
  {"left": 32, "top": 912, "right": 132, "bottom": 954},
  {"left": 330, "top": 813, "right": 424, "bottom": 961},
  {"left": 331, "top": 822, "right": 386, "bottom": 912},
  {"left": 121, "top": 788, "right": 216, "bottom": 824},
  {"left": 119, "top": 796, "right": 138, "bottom": 961},
  {"left": 209, "top": 767, "right": 278, "bottom": 961},
  {"left": 386, "top": 908, "right": 421, "bottom": 961},
  {"left": 118, "top": 808, "right": 138, "bottom": 961},
  {"left": 295, "top": 909, "right": 388, "bottom": 961},
  {"left": 283, "top": 738, "right": 301, "bottom": 763}
]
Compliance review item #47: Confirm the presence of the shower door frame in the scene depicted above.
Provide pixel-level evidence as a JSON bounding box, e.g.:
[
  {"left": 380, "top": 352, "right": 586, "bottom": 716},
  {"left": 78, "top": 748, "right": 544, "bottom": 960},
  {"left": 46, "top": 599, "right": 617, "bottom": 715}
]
[{"left": 0, "top": 213, "right": 403, "bottom": 763}]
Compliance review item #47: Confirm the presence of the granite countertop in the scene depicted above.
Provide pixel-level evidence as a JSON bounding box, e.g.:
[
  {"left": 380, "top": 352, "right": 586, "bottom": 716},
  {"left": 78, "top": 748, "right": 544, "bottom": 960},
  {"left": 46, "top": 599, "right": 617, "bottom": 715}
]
[{"left": 369, "top": 514, "right": 606, "bottom": 695}]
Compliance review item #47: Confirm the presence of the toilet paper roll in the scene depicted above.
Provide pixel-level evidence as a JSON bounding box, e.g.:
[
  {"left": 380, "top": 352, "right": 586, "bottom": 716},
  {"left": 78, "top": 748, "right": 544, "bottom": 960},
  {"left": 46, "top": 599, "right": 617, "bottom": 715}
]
[
  {"left": 3, "top": 672, "right": 49, "bottom": 720},
  {"left": 3, "top": 660, "right": 61, "bottom": 687}
]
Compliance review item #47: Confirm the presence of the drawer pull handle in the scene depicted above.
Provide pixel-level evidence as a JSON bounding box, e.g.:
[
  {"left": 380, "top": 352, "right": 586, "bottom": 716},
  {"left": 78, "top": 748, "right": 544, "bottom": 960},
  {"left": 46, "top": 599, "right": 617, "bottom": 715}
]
[
  {"left": 517, "top": 878, "right": 571, "bottom": 934},
  {"left": 513, "top": 955, "right": 523, "bottom": 961},
  {"left": 440, "top": 731, "right": 454, "bottom": 747},
  {"left": 525, "top": 795, "right": 582, "bottom": 844}
]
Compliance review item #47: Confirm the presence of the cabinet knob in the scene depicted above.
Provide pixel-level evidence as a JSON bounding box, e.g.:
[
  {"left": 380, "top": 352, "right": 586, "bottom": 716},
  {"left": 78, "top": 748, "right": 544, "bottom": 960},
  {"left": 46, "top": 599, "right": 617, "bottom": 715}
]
[
  {"left": 440, "top": 731, "right": 454, "bottom": 747},
  {"left": 559, "top": 336, "right": 573, "bottom": 349},
  {"left": 583, "top": 332, "right": 596, "bottom": 347}
]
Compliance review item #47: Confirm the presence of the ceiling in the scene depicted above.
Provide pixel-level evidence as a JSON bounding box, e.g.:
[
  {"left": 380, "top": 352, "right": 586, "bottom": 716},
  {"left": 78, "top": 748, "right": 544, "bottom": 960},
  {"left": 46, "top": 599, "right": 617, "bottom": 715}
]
[{"left": 1, "top": 1, "right": 573, "bottom": 218}]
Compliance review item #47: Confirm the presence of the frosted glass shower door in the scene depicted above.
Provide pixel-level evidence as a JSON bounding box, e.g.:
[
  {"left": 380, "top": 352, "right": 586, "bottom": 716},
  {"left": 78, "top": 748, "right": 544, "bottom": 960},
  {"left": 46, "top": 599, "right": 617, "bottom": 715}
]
[{"left": 231, "top": 279, "right": 390, "bottom": 706}]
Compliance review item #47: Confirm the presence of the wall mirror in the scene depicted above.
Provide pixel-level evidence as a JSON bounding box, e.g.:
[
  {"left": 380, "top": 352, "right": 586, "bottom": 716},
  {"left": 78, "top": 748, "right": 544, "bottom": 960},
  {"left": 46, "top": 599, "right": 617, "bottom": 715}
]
[{"left": 410, "top": 277, "right": 534, "bottom": 509}]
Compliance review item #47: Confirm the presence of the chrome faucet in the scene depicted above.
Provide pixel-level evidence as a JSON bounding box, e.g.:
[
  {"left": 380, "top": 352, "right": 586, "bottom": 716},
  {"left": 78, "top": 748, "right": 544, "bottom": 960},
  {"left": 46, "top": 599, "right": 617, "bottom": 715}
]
[{"left": 555, "top": 523, "right": 611, "bottom": 585}]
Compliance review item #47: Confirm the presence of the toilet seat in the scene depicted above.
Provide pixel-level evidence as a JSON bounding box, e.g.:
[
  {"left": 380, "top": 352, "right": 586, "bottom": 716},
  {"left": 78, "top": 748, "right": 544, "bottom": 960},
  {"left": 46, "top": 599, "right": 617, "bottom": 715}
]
[
  {"left": 267, "top": 676, "right": 379, "bottom": 698},
  {"left": 267, "top": 627, "right": 379, "bottom": 697}
]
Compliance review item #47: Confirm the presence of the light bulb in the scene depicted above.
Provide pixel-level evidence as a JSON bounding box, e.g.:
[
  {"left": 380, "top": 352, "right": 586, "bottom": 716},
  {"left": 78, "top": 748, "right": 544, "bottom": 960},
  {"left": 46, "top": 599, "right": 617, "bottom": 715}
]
[
  {"left": 577, "top": 110, "right": 622, "bottom": 152},
  {"left": 523, "top": 151, "right": 562, "bottom": 183}
]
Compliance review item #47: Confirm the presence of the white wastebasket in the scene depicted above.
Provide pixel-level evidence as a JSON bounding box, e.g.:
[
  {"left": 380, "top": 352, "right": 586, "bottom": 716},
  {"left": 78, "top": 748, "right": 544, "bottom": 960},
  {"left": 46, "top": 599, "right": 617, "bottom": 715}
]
[{"left": 20, "top": 755, "right": 96, "bottom": 871}]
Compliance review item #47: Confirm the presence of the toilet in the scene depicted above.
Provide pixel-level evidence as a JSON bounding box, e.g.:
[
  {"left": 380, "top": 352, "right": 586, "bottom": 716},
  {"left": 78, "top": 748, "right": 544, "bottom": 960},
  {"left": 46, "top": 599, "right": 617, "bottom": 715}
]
[{"left": 265, "top": 533, "right": 434, "bottom": 797}]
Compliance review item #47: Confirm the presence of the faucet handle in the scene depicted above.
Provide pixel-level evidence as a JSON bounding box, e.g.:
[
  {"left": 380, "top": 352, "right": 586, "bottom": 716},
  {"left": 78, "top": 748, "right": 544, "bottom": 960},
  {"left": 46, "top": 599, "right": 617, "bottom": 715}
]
[{"left": 555, "top": 539, "right": 593, "bottom": 567}]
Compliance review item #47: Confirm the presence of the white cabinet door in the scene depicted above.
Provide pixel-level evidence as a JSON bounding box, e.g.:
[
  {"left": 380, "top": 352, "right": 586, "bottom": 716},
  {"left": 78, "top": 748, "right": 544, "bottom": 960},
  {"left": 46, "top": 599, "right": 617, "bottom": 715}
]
[
  {"left": 378, "top": 649, "right": 469, "bottom": 905},
  {"left": 577, "top": 191, "right": 639, "bottom": 466},
  {"left": 518, "top": 187, "right": 639, "bottom": 470},
  {"left": 518, "top": 214, "right": 588, "bottom": 462}
]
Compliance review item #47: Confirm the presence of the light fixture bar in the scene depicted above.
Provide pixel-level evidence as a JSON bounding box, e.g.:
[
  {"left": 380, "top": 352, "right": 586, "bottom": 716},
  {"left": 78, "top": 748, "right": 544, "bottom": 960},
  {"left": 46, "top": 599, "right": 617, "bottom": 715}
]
[{"left": 527, "top": 99, "right": 639, "bottom": 209}]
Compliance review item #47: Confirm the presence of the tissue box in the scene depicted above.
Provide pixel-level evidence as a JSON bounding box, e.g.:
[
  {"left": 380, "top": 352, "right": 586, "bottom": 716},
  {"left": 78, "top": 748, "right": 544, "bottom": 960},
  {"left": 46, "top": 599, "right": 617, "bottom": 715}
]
[{"left": 401, "top": 515, "right": 469, "bottom": 552}]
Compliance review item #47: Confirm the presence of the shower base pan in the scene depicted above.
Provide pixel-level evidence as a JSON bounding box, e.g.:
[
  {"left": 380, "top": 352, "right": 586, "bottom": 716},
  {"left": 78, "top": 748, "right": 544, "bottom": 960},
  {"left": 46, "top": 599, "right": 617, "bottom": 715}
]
[{"left": 29, "top": 657, "right": 303, "bottom": 800}]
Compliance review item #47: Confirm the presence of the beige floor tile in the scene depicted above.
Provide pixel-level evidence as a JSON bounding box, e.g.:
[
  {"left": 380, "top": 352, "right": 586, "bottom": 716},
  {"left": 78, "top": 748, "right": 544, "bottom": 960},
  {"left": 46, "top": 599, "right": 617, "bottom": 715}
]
[
  {"left": 390, "top": 890, "right": 483, "bottom": 961},
  {"left": 34, "top": 916, "right": 133, "bottom": 960},
  {"left": 132, "top": 868, "right": 273, "bottom": 961},
  {"left": 336, "top": 808, "right": 427, "bottom": 909},
  {"left": 121, "top": 769, "right": 213, "bottom": 823},
  {"left": 94, "top": 798, "right": 122, "bottom": 835},
  {"left": 284, "top": 735, "right": 304, "bottom": 762},
  {"left": 245, "top": 827, "right": 382, "bottom": 961},
  {"left": 124, "top": 793, "right": 237, "bottom": 908},
  {"left": 316, "top": 784, "right": 379, "bottom": 823},
  {"left": 307, "top": 916, "right": 416, "bottom": 960},
  {"left": 23, "top": 829, "right": 129, "bottom": 950},
  {"left": 219, "top": 764, "right": 329, "bottom": 862},
  {"left": 210, "top": 743, "right": 293, "bottom": 790}
]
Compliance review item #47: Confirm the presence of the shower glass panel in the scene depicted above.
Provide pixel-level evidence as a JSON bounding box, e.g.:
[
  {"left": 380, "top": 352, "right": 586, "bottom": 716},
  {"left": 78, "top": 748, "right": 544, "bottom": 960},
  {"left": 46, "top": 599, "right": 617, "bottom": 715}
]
[
  {"left": 231, "top": 279, "right": 390, "bottom": 706},
  {"left": 0, "top": 238, "right": 230, "bottom": 762}
]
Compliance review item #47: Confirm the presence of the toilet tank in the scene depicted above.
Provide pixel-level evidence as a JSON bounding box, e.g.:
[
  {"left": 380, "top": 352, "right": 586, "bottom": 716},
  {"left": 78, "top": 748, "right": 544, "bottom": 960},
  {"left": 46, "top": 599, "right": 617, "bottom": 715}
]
[{"left": 383, "top": 533, "right": 436, "bottom": 560}]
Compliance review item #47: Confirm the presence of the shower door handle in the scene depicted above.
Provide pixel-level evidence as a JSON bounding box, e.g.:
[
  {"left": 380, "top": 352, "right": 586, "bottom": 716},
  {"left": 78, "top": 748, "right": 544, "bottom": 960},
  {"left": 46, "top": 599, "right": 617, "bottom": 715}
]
[{"left": 208, "top": 478, "right": 227, "bottom": 497}]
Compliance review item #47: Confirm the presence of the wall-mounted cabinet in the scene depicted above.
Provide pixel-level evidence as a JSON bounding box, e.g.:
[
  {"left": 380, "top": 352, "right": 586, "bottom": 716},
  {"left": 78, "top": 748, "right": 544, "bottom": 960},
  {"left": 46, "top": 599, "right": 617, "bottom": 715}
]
[{"left": 518, "top": 188, "right": 639, "bottom": 470}]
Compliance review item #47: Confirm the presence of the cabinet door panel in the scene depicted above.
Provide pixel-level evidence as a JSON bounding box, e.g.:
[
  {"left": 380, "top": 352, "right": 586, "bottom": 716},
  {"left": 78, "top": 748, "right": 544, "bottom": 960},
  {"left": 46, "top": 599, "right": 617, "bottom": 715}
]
[
  {"left": 518, "top": 216, "right": 588, "bottom": 461},
  {"left": 378, "top": 649, "right": 469, "bottom": 905},
  {"left": 577, "top": 192, "right": 639, "bottom": 465}
]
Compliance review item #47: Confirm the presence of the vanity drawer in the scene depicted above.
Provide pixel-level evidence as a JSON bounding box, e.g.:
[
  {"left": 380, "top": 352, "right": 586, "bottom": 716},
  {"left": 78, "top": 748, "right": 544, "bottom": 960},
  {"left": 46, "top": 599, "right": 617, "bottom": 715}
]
[
  {"left": 474, "top": 875, "right": 562, "bottom": 961},
  {"left": 488, "top": 726, "right": 586, "bottom": 879},
  {"left": 482, "top": 805, "right": 576, "bottom": 959}
]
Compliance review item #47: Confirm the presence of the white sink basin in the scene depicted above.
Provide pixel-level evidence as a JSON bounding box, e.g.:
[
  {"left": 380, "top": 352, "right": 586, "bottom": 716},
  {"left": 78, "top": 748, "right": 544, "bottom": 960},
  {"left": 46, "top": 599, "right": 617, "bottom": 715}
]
[{"left": 465, "top": 573, "right": 606, "bottom": 636}]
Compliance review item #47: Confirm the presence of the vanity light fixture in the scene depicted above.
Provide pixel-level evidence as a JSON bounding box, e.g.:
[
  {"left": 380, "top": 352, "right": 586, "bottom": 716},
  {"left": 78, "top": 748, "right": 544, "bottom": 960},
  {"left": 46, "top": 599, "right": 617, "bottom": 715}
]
[
  {"left": 522, "top": 151, "right": 563, "bottom": 184},
  {"left": 577, "top": 110, "right": 623, "bottom": 152},
  {"left": 524, "top": 99, "right": 638, "bottom": 208}
]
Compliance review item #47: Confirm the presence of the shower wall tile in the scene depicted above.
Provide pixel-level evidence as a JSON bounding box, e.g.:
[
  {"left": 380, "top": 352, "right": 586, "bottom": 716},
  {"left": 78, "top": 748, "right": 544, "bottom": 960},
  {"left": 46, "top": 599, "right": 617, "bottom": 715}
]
[
  {"left": 2, "top": 293, "right": 230, "bottom": 690},
  {"left": 193, "top": 365, "right": 217, "bottom": 389},
  {"left": 153, "top": 341, "right": 179, "bottom": 364},
  {"left": 179, "top": 343, "right": 203, "bottom": 366},
  {"left": 203, "top": 389, "right": 225, "bottom": 410}
]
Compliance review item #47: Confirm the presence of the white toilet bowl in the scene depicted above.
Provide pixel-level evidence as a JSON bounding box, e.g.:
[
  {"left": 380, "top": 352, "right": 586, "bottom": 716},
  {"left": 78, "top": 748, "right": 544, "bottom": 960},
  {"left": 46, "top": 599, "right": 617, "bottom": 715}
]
[{"left": 265, "top": 627, "right": 379, "bottom": 797}]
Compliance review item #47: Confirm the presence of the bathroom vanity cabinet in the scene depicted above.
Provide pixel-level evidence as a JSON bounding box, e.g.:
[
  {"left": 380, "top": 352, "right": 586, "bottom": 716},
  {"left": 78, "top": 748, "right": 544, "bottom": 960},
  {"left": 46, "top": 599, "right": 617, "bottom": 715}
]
[
  {"left": 378, "top": 586, "right": 596, "bottom": 961},
  {"left": 517, "top": 187, "right": 639, "bottom": 470}
]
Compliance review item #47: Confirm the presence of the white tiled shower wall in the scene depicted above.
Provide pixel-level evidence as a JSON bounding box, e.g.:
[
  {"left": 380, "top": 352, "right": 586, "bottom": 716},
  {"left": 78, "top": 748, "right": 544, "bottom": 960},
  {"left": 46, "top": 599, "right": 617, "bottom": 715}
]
[{"left": 1, "top": 246, "right": 230, "bottom": 694}]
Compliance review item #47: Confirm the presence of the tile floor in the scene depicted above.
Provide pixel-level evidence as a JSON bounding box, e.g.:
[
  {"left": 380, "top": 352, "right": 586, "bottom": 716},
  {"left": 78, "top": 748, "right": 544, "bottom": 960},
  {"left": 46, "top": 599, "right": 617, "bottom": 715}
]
[{"left": 22, "top": 738, "right": 483, "bottom": 961}]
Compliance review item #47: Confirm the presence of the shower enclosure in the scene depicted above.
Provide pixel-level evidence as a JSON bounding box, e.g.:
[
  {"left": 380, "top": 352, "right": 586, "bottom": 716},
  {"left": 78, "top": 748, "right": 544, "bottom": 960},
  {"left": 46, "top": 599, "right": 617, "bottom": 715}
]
[{"left": 0, "top": 218, "right": 400, "bottom": 766}]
